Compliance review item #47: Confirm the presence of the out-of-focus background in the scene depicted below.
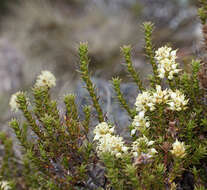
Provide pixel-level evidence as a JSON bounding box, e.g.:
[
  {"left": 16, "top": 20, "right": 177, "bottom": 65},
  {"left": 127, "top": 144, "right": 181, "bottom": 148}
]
[{"left": 0, "top": 0, "right": 203, "bottom": 136}]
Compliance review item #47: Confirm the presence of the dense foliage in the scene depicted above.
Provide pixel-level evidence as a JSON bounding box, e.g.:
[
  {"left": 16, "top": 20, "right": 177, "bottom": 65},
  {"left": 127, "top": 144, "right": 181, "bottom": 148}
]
[{"left": 0, "top": 2, "right": 207, "bottom": 190}]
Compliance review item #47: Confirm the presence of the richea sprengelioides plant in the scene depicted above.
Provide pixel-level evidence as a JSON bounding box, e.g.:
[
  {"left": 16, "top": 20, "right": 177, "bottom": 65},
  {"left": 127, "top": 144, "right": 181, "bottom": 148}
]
[{"left": 0, "top": 2, "right": 207, "bottom": 190}]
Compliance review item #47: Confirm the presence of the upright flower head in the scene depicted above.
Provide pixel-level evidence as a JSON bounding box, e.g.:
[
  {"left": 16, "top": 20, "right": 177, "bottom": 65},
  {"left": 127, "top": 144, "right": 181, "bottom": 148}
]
[
  {"left": 132, "top": 136, "right": 157, "bottom": 158},
  {"left": 170, "top": 139, "right": 186, "bottom": 158},
  {"left": 152, "top": 85, "right": 169, "bottom": 104},
  {"left": 9, "top": 91, "right": 24, "bottom": 112},
  {"left": 135, "top": 91, "right": 155, "bottom": 112},
  {"left": 35, "top": 70, "right": 56, "bottom": 88},
  {"left": 131, "top": 111, "right": 150, "bottom": 135},
  {"left": 96, "top": 133, "right": 128, "bottom": 158},
  {"left": 93, "top": 122, "right": 128, "bottom": 158},
  {"left": 93, "top": 122, "right": 114, "bottom": 141},
  {"left": 0, "top": 180, "right": 11, "bottom": 190},
  {"left": 155, "top": 46, "right": 177, "bottom": 63},
  {"left": 155, "top": 46, "right": 181, "bottom": 80},
  {"left": 168, "top": 90, "right": 188, "bottom": 111}
]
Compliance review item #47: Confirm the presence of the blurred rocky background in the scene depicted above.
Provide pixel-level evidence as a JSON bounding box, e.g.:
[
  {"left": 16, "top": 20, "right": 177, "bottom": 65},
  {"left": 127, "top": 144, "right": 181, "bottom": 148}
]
[{"left": 0, "top": 0, "right": 203, "bottom": 138}]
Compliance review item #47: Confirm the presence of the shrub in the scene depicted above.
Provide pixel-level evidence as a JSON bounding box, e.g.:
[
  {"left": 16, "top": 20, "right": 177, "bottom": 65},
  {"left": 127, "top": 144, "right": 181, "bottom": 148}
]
[{"left": 0, "top": 3, "right": 207, "bottom": 190}]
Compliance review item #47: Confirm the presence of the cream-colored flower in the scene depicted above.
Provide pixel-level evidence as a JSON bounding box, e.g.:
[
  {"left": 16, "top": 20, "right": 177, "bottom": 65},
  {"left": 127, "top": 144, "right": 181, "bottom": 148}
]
[
  {"left": 93, "top": 122, "right": 114, "bottom": 141},
  {"left": 137, "top": 135, "right": 155, "bottom": 146},
  {"left": 35, "top": 70, "right": 56, "bottom": 88},
  {"left": 155, "top": 46, "right": 176, "bottom": 61},
  {"left": 170, "top": 139, "right": 186, "bottom": 158},
  {"left": 93, "top": 122, "right": 128, "bottom": 158},
  {"left": 132, "top": 111, "right": 150, "bottom": 134},
  {"left": 9, "top": 91, "right": 23, "bottom": 112},
  {"left": 96, "top": 133, "right": 128, "bottom": 158},
  {"left": 131, "top": 129, "right": 137, "bottom": 136},
  {"left": 132, "top": 86, "right": 188, "bottom": 137},
  {"left": 132, "top": 136, "right": 157, "bottom": 158},
  {"left": 152, "top": 85, "right": 169, "bottom": 104},
  {"left": 132, "top": 111, "right": 149, "bottom": 124},
  {"left": 155, "top": 46, "right": 181, "bottom": 80},
  {"left": 168, "top": 90, "right": 188, "bottom": 111},
  {"left": 135, "top": 85, "right": 188, "bottom": 113},
  {"left": 0, "top": 181, "right": 11, "bottom": 190},
  {"left": 149, "top": 148, "right": 158, "bottom": 155},
  {"left": 135, "top": 91, "right": 155, "bottom": 112}
]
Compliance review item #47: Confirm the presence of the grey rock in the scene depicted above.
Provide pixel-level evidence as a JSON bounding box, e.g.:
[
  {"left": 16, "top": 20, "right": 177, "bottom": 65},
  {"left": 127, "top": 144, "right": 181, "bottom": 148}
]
[
  {"left": 0, "top": 38, "right": 23, "bottom": 94},
  {"left": 75, "top": 78, "right": 139, "bottom": 140}
]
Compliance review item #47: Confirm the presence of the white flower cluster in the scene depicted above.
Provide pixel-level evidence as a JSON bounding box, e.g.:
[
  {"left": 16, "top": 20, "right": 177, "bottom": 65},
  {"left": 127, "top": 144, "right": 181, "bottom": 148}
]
[
  {"left": 131, "top": 135, "right": 157, "bottom": 158},
  {"left": 132, "top": 85, "right": 188, "bottom": 134},
  {"left": 35, "top": 70, "right": 56, "bottom": 88},
  {"left": 171, "top": 139, "right": 186, "bottom": 158},
  {"left": 0, "top": 180, "right": 11, "bottom": 190},
  {"left": 93, "top": 122, "right": 128, "bottom": 158},
  {"left": 135, "top": 91, "right": 155, "bottom": 112},
  {"left": 135, "top": 85, "right": 169, "bottom": 113},
  {"left": 135, "top": 85, "right": 188, "bottom": 112},
  {"left": 152, "top": 85, "right": 169, "bottom": 105},
  {"left": 155, "top": 46, "right": 181, "bottom": 80},
  {"left": 9, "top": 91, "right": 24, "bottom": 112},
  {"left": 168, "top": 90, "right": 189, "bottom": 111},
  {"left": 94, "top": 122, "right": 114, "bottom": 141},
  {"left": 131, "top": 111, "right": 150, "bottom": 135}
]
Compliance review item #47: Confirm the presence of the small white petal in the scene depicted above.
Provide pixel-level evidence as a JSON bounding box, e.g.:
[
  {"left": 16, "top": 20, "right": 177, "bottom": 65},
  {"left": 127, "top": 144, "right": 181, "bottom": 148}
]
[
  {"left": 139, "top": 111, "right": 145, "bottom": 118},
  {"left": 133, "top": 152, "right": 138, "bottom": 157},
  {"left": 131, "top": 129, "right": 137, "bottom": 136}
]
